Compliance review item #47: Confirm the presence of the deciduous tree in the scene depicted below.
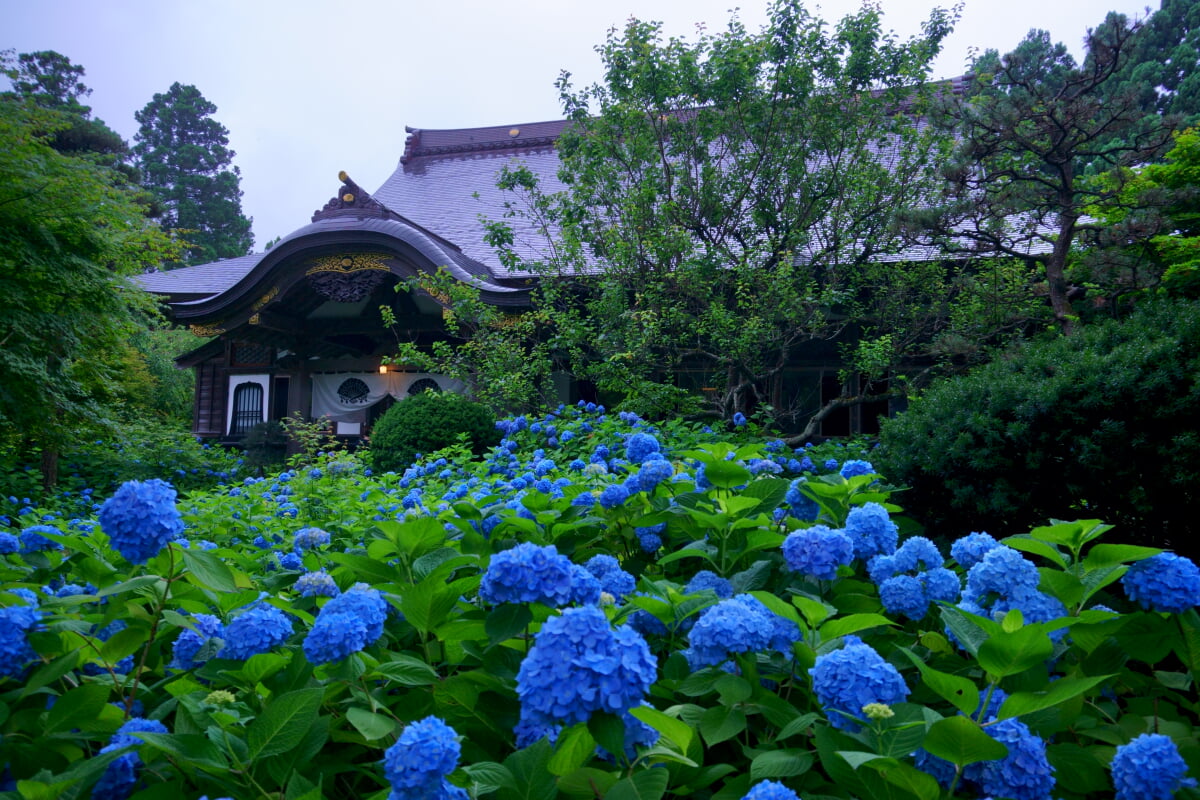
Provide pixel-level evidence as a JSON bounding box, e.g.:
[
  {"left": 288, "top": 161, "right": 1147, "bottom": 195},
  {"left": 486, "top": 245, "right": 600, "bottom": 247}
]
[
  {"left": 484, "top": 0, "right": 980, "bottom": 435},
  {"left": 0, "top": 94, "right": 179, "bottom": 487},
  {"left": 134, "top": 82, "right": 253, "bottom": 266}
]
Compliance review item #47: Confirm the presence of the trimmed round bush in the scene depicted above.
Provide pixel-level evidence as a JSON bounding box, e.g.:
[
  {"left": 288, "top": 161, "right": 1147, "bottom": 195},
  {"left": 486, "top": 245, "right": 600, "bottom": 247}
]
[
  {"left": 877, "top": 299, "right": 1200, "bottom": 556},
  {"left": 369, "top": 391, "right": 499, "bottom": 473}
]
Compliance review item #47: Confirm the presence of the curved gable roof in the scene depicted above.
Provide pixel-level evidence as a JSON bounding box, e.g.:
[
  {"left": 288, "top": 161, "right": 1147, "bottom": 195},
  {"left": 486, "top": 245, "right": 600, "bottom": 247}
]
[{"left": 138, "top": 164, "right": 540, "bottom": 317}]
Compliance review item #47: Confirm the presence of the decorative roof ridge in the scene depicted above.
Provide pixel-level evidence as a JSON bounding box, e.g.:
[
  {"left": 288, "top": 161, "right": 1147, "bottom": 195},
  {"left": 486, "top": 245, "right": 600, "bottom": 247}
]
[
  {"left": 396, "top": 76, "right": 969, "bottom": 166},
  {"left": 401, "top": 119, "right": 571, "bottom": 164},
  {"left": 311, "top": 171, "right": 464, "bottom": 253},
  {"left": 312, "top": 171, "right": 393, "bottom": 222}
]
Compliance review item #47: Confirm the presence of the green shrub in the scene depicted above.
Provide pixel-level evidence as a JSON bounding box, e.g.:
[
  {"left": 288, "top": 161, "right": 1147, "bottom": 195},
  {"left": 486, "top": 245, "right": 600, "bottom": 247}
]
[
  {"left": 240, "top": 420, "right": 288, "bottom": 475},
  {"left": 369, "top": 391, "right": 499, "bottom": 473},
  {"left": 877, "top": 298, "right": 1200, "bottom": 554}
]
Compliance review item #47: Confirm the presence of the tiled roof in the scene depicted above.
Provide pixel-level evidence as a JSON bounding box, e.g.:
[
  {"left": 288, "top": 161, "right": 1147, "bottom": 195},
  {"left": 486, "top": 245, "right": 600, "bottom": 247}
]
[
  {"left": 377, "top": 120, "right": 572, "bottom": 278},
  {"left": 141, "top": 81, "right": 1032, "bottom": 308},
  {"left": 136, "top": 253, "right": 266, "bottom": 300}
]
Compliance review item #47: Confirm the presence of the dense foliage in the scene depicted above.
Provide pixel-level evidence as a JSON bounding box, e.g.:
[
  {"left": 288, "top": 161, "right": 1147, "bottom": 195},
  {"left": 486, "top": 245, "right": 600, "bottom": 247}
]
[
  {"left": 369, "top": 391, "right": 500, "bottom": 473},
  {"left": 0, "top": 405, "right": 1196, "bottom": 800},
  {"left": 876, "top": 298, "right": 1200, "bottom": 556},
  {"left": 0, "top": 425, "right": 243, "bottom": 523},
  {"left": 0, "top": 88, "right": 180, "bottom": 489}
]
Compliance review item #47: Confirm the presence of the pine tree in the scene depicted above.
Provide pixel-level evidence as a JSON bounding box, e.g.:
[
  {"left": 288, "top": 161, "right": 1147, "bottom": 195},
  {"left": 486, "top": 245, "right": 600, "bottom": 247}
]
[
  {"left": 3, "top": 50, "right": 128, "bottom": 163},
  {"left": 133, "top": 82, "right": 253, "bottom": 266},
  {"left": 1113, "top": 0, "right": 1200, "bottom": 121}
]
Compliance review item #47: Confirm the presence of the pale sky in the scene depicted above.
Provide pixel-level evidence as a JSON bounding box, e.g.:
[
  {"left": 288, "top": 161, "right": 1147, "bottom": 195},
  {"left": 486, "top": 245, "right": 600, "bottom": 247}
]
[{"left": 6, "top": 0, "right": 1156, "bottom": 248}]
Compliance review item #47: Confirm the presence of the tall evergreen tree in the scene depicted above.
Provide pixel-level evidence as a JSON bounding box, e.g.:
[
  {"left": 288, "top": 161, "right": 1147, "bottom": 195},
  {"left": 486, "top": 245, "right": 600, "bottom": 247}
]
[
  {"left": 133, "top": 82, "right": 253, "bottom": 266},
  {"left": 1111, "top": 0, "right": 1200, "bottom": 121}
]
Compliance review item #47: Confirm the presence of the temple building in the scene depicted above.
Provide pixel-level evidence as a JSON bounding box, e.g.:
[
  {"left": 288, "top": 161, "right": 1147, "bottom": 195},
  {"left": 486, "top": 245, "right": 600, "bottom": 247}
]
[
  {"left": 141, "top": 114, "right": 924, "bottom": 443},
  {"left": 139, "top": 122, "right": 573, "bottom": 442}
]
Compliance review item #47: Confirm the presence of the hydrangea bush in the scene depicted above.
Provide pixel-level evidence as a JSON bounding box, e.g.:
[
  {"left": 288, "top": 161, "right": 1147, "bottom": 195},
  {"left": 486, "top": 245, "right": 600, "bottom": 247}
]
[{"left": 0, "top": 402, "right": 1197, "bottom": 800}]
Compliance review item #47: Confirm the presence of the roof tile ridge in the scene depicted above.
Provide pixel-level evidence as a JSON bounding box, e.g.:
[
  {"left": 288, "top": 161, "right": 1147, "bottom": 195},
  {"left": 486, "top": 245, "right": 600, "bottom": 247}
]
[{"left": 400, "top": 119, "right": 570, "bottom": 164}]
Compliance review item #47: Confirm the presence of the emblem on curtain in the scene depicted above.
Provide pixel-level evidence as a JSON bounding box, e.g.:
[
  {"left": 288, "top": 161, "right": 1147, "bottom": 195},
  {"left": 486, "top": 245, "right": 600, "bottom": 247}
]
[{"left": 336, "top": 377, "right": 372, "bottom": 404}]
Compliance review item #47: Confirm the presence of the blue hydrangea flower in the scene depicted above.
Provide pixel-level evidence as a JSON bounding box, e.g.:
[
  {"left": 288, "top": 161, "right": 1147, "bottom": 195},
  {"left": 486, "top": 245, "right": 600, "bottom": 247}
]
[
  {"left": 950, "top": 531, "right": 1000, "bottom": 568},
  {"left": 93, "top": 718, "right": 170, "bottom": 800},
  {"left": 809, "top": 635, "right": 909, "bottom": 731},
  {"left": 915, "top": 746, "right": 959, "bottom": 788},
  {"left": 598, "top": 484, "right": 630, "bottom": 509},
  {"left": 277, "top": 552, "right": 303, "bottom": 570},
  {"left": 922, "top": 567, "right": 962, "bottom": 604},
  {"left": 973, "top": 717, "right": 1055, "bottom": 800},
  {"left": 513, "top": 716, "right": 562, "bottom": 748},
  {"left": 479, "top": 542, "right": 576, "bottom": 607},
  {"left": 516, "top": 606, "right": 656, "bottom": 727},
  {"left": 98, "top": 479, "right": 184, "bottom": 565},
  {"left": 221, "top": 604, "right": 293, "bottom": 660},
  {"left": 295, "top": 570, "right": 340, "bottom": 598},
  {"left": 843, "top": 503, "right": 898, "bottom": 561},
  {"left": 742, "top": 780, "right": 801, "bottom": 800},
  {"left": 0, "top": 532, "right": 18, "bottom": 554},
  {"left": 0, "top": 604, "right": 41, "bottom": 679},
  {"left": 303, "top": 609, "right": 370, "bottom": 666},
  {"left": 685, "top": 594, "right": 800, "bottom": 669},
  {"left": 635, "top": 525, "right": 664, "bottom": 553},
  {"left": 1112, "top": 733, "right": 1197, "bottom": 800},
  {"left": 1122, "top": 553, "right": 1200, "bottom": 613},
  {"left": 568, "top": 564, "right": 602, "bottom": 605},
  {"left": 963, "top": 546, "right": 1041, "bottom": 606},
  {"left": 583, "top": 555, "right": 636, "bottom": 600},
  {"left": 895, "top": 537, "right": 943, "bottom": 572},
  {"left": 784, "top": 479, "right": 819, "bottom": 522},
  {"left": 92, "top": 749, "right": 139, "bottom": 800},
  {"left": 382, "top": 716, "right": 466, "bottom": 800},
  {"left": 170, "top": 613, "right": 225, "bottom": 670},
  {"left": 635, "top": 460, "right": 674, "bottom": 493},
  {"left": 879, "top": 574, "right": 930, "bottom": 619},
  {"left": 19, "top": 525, "right": 64, "bottom": 553},
  {"left": 992, "top": 589, "right": 1068, "bottom": 628},
  {"left": 839, "top": 459, "right": 874, "bottom": 478},
  {"left": 624, "top": 433, "right": 661, "bottom": 464},
  {"left": 782, "top": 525, "right": 854, "bottom": 580},
  {"left": 870, "top": 539, "right": 958, "bottom": 619},
  {"left": 323, "top": 583, "right": 388, "bottom": 640},
  {"left": 109, "top": 717, "right": 170, "bottom": 749},
  {"left": 974, "top": 685, "right": 1009, "bottom": 722},
  {"left": 747, "top": 458, "right": 782, "bottom": 475},
  {"left": 732, "top": 412, "right": 747, "bottom": 427},
  {"left": 685, "top": 570, "right": 733, "bottom": 599},
  {"left": 293, "top": 527, "right": 331, "bottom": 552}
]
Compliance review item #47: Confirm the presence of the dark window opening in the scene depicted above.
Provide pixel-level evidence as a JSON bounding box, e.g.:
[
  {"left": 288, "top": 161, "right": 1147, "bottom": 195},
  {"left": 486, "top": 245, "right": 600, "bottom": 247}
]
[
  {"left": 272, "top": 376, "right": 290, "bottom": 421},
  {"left": 820, "top": 375, "right": 851, "bottom": 438},
  {"left": 229, "top": 382, "right": 264, "bottom": 437}
]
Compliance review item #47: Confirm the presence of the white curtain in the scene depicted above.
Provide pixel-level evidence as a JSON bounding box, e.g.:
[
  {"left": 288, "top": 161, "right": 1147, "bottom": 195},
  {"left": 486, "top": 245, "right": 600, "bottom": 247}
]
[{"left": 310, "top": 372, "right": 466, "bottom": 421}]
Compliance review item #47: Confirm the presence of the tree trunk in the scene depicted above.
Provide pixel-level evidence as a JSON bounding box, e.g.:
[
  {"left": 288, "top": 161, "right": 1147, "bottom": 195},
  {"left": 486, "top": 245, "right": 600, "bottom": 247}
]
[
  {"left": 40, "top": 445, "right": 59, "bottom": 491},
  {"left": 1046, "top": 213, "right": 1079, "bottom": 335}
]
